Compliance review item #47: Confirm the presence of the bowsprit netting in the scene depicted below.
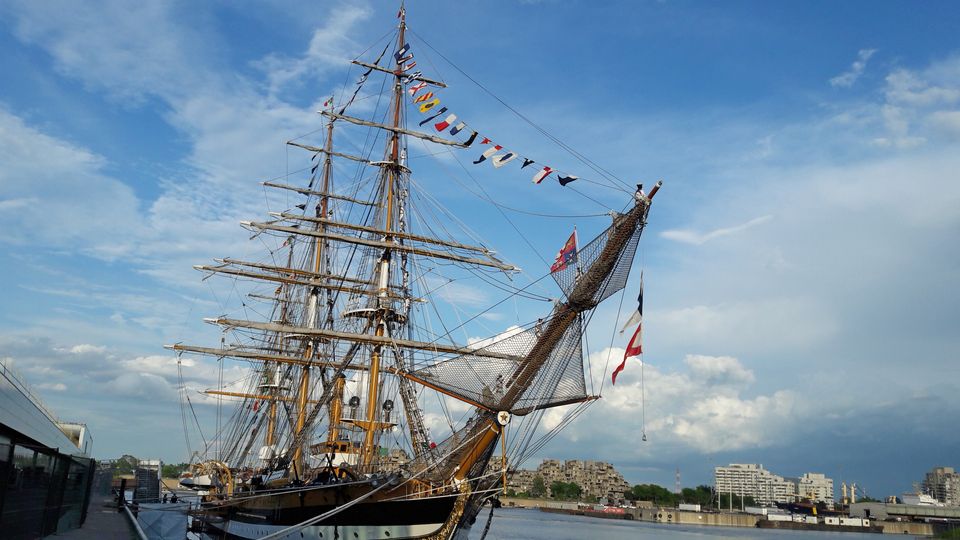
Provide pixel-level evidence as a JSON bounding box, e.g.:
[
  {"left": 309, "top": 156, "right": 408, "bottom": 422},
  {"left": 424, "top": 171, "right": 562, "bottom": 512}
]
[
  {"left": 407, "top": 316, "right": 586, "bottom": 414},
  {"left": 550, "top": 214, "right": 645, "bottom": 306}
]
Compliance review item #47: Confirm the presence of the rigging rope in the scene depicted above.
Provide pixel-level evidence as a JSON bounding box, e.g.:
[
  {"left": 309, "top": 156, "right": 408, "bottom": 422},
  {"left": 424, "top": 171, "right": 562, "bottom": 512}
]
[{"left": 408, "top": 28, "right": 634, "bottom": 195}]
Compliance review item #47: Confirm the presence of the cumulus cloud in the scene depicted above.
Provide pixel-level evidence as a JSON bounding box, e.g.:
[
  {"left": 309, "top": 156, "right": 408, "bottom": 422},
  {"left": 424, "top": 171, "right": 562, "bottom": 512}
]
[
  {"left": 830, "top": 48, "right": 877, "bottom": 88},
  {"left": 571, "top": 349, "right": 801, "bottom": 455}
]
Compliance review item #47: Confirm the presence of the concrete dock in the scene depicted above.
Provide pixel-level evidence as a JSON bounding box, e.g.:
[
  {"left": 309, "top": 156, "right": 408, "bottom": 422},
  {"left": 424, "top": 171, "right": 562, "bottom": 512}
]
[{"left": 53, "top": 494, "right": 140, "bottom": 539}]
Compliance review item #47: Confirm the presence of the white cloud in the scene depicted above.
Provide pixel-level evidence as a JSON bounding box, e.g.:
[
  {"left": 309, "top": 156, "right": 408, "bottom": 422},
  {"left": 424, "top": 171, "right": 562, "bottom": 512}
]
[
  {"left": 576, "top": 349, "right": 801, "bottom": 453},
  {"left": 253, "top": 5, "right": 373, "bottom": 97},
  {"left": 68, "top": 344, "right": 107, "bottom": 355},
  {"left": 830, "top": 48, "right": 877, "bottom": 88},
  {"left": 660, "top": 215, "right": 772, "bottom": 245},
  {"left": 928, "top": 110, "right": 960, "bottom": 136}
]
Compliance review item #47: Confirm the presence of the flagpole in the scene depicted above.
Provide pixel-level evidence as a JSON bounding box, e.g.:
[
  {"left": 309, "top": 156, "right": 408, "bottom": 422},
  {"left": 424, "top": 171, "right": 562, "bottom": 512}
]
[{"left": 574, "top": 226, "right": 581, "bottom": 277}]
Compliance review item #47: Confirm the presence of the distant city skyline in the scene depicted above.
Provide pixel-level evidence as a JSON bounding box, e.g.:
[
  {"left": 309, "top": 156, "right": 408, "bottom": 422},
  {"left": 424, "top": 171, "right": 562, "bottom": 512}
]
[{"left": 1, "top": 0, "right": 959, "bottom": 498}]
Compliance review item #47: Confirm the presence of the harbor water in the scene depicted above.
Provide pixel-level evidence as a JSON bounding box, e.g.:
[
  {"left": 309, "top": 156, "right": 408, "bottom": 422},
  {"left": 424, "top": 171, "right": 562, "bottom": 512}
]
[
  {"left": 466, "top": 508, "right": 889, "bottom": 540},
  {"left": 135, "top": 500, "right": 898, "bottom": 540}
]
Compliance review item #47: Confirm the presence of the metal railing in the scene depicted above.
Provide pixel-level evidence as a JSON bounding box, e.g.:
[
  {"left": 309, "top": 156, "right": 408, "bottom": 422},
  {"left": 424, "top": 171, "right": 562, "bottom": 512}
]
[{"left": 0, "top": 357, "right": 61, "bottom": 425}]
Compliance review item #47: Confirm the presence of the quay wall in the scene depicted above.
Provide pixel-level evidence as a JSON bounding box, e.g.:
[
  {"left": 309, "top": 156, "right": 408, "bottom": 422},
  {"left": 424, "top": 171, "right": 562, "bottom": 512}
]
[
  {"left": 876, "top": 521, "right": 934, "bottom": 536},
  {"left": 632, "top": 508, "right": 759, "bottom": 527}
]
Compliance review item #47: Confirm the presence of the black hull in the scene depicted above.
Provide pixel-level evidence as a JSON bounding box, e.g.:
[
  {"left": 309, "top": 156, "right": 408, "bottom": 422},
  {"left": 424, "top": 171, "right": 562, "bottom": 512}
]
[{"left": 198, "top": 484, "right": 459, "bottom": 540}]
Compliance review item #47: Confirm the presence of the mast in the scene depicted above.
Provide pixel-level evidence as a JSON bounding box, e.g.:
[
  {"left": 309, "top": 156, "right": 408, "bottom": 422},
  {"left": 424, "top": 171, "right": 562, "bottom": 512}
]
[
  {"left": 290, "top": 101, "right": 336, "bottom": 479},
  {"left": 359, "top": 13, "right": 407, "bottom": 469}
]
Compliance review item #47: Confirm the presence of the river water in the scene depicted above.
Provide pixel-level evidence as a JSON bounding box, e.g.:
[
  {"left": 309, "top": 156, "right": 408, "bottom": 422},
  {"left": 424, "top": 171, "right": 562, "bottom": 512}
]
[{"left": 466, "top": 508, "right": 889, "bottom": 540}]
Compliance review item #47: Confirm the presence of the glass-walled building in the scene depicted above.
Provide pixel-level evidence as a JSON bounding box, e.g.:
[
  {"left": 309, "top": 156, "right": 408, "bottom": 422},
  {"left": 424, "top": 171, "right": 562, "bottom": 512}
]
[{"left": 0, "top": 359, "right": 95, "bottom": 539}]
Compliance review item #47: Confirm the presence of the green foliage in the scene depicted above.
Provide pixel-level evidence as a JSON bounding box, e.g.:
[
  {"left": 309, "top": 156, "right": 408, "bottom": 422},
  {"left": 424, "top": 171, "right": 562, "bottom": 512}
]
[
  {"left": 113, "top": 454, "right": 139, "bottom": 476},
  {"left": 161, "top": 463, "right": 190, "bottom": 478},
  {"left": 680, "top": 485, "right": 715, "bottom": 507},
  {"left": 628, "top": 483, "right": 678, "bottom": 507},
  {"left": 549, "top": 481, "right": 582, "bottom": 500},
  {"left": 505, "top": 488, "right": 516, "bottom": 497},
  {"left": 858, "top": 496, "right": 880, "bottom": 503},
  {"left": 530, "top": 475, "right": 546, "bottom": 498},
  {"left": 718, "top": 493, "right": 756, "bottom": 508}
]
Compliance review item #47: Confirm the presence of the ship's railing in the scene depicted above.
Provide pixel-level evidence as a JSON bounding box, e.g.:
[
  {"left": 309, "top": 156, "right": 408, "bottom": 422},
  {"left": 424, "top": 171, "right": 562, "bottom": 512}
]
[{"left": 0, "top": 356, "right": 61, "bottom": 426}]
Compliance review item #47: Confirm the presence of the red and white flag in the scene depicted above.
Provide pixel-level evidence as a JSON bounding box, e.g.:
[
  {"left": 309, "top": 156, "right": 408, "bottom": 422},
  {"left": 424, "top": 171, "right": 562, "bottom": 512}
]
[
  {"left": 532, "top": 166, "right": 554, "bottom": 184},
  {"left": 434, "top": 114, "right": 457, "bottom": 131},
  {"left": 407, "top": 82, "right": 428, "bottom": 96},
  {"left": 612, "top": 324, "right": 642, "bottom": 385}
]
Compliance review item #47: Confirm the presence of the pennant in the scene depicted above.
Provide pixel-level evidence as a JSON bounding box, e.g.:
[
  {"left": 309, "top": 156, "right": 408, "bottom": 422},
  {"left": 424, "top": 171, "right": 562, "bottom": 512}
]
[
  {"left": 402, "top": 61, "right": 417, "bottom": 72},
  {"left": 394, "top": 44, "right": 411, "bottom": 63},
  {"left": 474, "top": 145, "right": 503, "bottom": 164},
  {"left": 532, "top": 166, "right": 554, "bottom": 184},
  {"left": 612, "top": 324, "right": 642, "bottom": 385},
  {"left": 481, "top": 137, "right": 492, "bottom": 145},
  {"left": 462, "top": 131, "right": 479, "bottom": 147},
  {"left": 492, "top": 152, "right": 518, "bottom": 168},
  {"left": 550, "top": 229, "right": 578, "bottom": 273},
  {"left": 450, "top": 122, "right": 466, "bottom": 135},
  {"left": 414, "top": 92, "right": 434, "bottom": 104},
  {"left": 356, "top": 73, "right": 368, "bottom": 86},
  {"left": 418, "top": 107, "right": 448, "bottom": 127},
  {"left": 557, "top": 174, "right": 579, "bottom": 186},
  {"left": 403, "top": 71, "right": 423, "bottom": 84},
  {"left": 407, "top": 82, "right": 428, "bottom": 96},
  {"left": 295, "top": 203, "right": 307, "bottom": 211},
  {"left": 521, "top": 158, "right": 535, "bottom": 169},
  {"left": 322, "top": 96, "right": 334, "bottom": 108},
  {"left": 434, "top": 114, "right": 457, "bottom": 132},
  {"left": 619, "top": 273, "right": 644, "bottom": 333},
  {"left": 397, "top": 6, "right": 405, "bottom": 18}
]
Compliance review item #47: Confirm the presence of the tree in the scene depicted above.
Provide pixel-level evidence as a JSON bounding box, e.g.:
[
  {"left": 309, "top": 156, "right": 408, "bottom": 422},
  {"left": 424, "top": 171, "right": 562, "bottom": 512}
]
[
  {"left": 530, "top": 475, "right": 546, "bottom": 498},
  {"left": 549, "top": 481, "right": 582, "bottom": 500},
  {"left": 718, "top": 493, "right": 756, "bottom": 509},
  {"left": 630, "top": 483, "right": 678, "bottom": 507},
  {"left": 113, "top": 455, "right": 139, "bottom": 476},
  {"left": 161, "top": 463, "right": 190, "bottom": 478}
]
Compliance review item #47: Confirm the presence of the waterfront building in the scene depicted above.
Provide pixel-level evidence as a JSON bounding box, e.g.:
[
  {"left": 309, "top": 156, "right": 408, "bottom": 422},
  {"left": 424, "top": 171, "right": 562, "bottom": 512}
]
[
  {"left": 714, "top": 464, "right": 833, "bottom": 506},
  {"left": 922, "top": 466, "right": 960, "bottom": 506},
  {"left": 506, "top": 459, "right": 631, "bottom": 504},
  {"left": 795, "top": 472, "right": 834, "bottom": 506},
  {"left": 0, "top": 358, "right": 95, "bottom": 539}
]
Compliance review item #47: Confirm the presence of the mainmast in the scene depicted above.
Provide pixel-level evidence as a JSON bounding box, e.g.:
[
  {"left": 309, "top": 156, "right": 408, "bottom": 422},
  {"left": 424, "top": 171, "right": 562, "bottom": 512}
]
[{"left": 357, "top": 13, "right": 408, "bottom": 468}]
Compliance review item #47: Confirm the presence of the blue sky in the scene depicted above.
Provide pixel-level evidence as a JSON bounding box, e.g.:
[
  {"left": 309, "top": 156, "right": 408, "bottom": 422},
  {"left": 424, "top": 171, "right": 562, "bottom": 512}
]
[{"left": 1, "top": 0, "right": 959, "bottom": 498}]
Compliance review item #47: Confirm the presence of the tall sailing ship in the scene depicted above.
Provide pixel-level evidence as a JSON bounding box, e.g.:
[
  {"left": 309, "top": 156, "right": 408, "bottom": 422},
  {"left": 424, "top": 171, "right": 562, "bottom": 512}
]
[{"left": 168, "top": 7, "right": 660, "bottom": 540}]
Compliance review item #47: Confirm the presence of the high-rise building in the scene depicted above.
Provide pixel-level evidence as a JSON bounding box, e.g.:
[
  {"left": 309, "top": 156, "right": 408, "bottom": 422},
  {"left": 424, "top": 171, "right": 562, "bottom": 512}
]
[
  {"left": 714, "top": 464, "right": 794, "bottom": 505},
  {"left": 796, "top": 472, "right": 834, "bottom": 505},
  {"left": 714, "top": 464, "right": 833, "bottom": 506},
  {"left": 922, "top": 467, "right": 960, "bottom": 506}
]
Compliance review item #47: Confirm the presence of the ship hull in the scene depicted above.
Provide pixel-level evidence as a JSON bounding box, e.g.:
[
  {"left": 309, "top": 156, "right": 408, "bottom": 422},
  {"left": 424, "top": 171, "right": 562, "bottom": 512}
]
[{"left": 199, "top": 483, "right": 459, "bottom": 540}]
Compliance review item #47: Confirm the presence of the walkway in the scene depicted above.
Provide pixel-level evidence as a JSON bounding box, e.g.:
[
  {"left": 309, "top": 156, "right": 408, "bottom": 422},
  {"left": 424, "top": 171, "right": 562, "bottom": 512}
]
[{"left": 54, "top": 495, "right": 139, "bottom": 539}]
